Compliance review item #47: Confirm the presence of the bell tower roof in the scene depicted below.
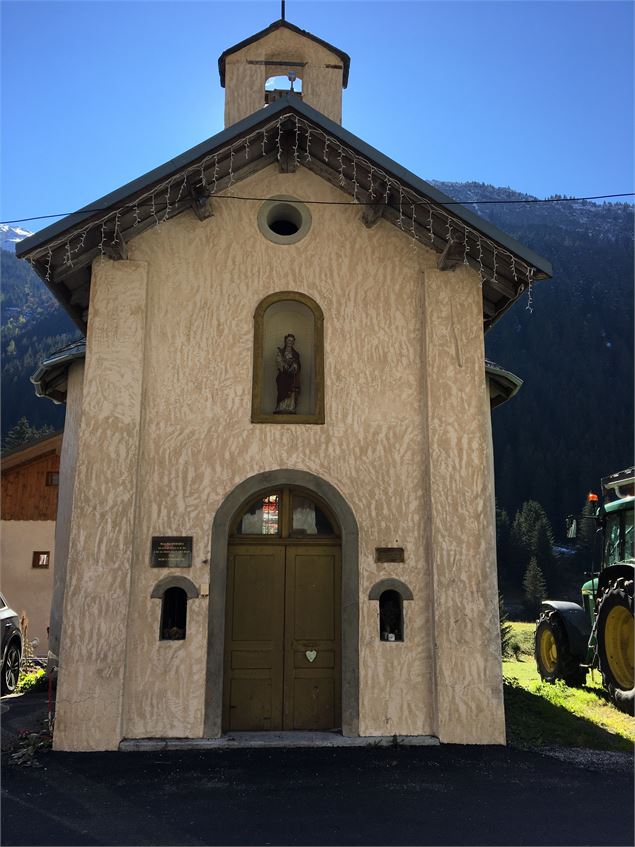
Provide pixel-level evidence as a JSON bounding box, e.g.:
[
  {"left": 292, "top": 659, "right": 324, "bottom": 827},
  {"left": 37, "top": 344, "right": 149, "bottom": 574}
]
[{"left": 218, "top": 19, "right": 351, "bottom": 88}]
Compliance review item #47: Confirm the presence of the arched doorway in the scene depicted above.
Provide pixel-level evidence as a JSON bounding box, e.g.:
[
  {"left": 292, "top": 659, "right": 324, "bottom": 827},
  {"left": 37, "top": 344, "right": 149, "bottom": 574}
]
[
  {"left": 224, "top": 487, "right": 341, "bottom": 732},
  {"left": 204, "top": 470, "right": 359, "bottom": 738}
]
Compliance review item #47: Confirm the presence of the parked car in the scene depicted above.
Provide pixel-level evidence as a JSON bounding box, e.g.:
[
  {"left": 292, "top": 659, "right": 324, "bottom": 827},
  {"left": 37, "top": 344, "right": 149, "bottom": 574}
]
[{"left": 1, "top": 592, "right": 22, "bottom": 694}]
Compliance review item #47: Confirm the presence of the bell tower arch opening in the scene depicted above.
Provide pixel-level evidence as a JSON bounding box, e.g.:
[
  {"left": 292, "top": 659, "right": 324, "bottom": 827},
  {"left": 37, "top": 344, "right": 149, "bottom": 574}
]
[{"left": 265, "top": 71, "right": 303, "bottom": 105}]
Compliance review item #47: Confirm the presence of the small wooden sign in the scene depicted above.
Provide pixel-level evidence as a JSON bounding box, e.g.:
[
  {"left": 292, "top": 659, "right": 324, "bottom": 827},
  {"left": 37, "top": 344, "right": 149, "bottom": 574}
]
[
  {"left": 151, "top": 536, "right": 193, "bottom": 568},
  {"left": 375, "top": 547, "right": 405, "bottom": 564}
]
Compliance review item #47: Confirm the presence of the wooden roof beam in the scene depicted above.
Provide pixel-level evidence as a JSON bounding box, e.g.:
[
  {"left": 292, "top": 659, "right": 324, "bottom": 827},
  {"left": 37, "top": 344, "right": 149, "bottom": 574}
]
[
  {"left": 484, "top": 273, "right": 518, "bottom": 301},
  {"left": 483, "top": 297, "right": 497, "bottom": 318},
  {"left": 361, "top": 200, "right": 385, "bottom": 228},
  {"left": 102, "top": 224, "right": 127, "bottom": 261},
  {"left": 187, "top": 178, "right": 214, "bottom": 221},
  {"left": 437, "top": 238, "right": 465, "bottom": 271},
  {"left": 278, "top": 129, "right": 298, "bottom": 173}
]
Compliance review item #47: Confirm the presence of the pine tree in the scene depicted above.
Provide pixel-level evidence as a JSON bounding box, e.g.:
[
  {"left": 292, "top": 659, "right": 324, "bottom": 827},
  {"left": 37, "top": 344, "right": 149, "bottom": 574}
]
[
  {"left": 523, "top": 556, "right": 547, "bottom": 618},
  {"left": 509, "top": 512, "right": 530, "bottom": 583},
  {"left": 499, "top": 593, "right": 513, "bottom": 658},
  {"left": 509, "top": 500, "right": 556, "bottom": 590},
  {"left": 517, "top": 500, "right": 552, "bottom": 545},
  {"left": 533, "top": 518, "right": 557, "bottom": 592},
  {"left": 1, "top": 417, "right": 54, "bottom": 453},
  {"left": 495, "top": 506, "right": 512, "bottom": 589}
]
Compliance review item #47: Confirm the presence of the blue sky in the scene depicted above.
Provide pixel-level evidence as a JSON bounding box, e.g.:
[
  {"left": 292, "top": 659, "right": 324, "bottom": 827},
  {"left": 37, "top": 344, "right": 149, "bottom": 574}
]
[{"left": 1, "top": 0, "right": 633, "bottom": 231}]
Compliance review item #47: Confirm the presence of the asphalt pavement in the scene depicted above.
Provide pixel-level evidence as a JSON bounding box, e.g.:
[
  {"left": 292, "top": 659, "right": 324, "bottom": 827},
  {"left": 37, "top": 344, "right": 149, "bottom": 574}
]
[
  {"left": 2, "top": 740, "right": 633, "bottom": 846},
  {"left": 1, "top": 689, "right": 50, "bottom": 751}
]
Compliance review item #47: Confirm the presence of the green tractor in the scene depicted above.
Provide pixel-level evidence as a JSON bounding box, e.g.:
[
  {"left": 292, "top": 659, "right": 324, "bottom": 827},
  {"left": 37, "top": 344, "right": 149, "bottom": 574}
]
[{"left": 535, "top": 467, "right": 634, "bottom": 714}]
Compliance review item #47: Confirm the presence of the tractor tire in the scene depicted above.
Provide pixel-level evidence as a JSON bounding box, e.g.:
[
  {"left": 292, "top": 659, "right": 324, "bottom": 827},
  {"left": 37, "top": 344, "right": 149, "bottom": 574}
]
[
  {"left": 535, "top": 609, "right": 587, "bottom": 687},
  {"left": 596, "top": 577, "right": 634, "bottom": 715}
]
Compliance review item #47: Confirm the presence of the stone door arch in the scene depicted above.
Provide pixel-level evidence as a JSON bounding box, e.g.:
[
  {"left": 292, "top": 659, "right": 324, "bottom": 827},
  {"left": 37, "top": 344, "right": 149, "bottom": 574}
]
[{"left": 204, "top": 469, "right": 359, "bottom": 737}]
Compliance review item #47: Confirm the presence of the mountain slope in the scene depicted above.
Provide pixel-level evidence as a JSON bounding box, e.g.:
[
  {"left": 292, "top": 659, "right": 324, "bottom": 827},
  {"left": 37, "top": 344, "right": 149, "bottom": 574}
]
[
  {"left": 1, "top": 248, "right": 80, "bottom": 436},
  {"left": 432, "top": 182, "right": 634, "bottom": 528}
]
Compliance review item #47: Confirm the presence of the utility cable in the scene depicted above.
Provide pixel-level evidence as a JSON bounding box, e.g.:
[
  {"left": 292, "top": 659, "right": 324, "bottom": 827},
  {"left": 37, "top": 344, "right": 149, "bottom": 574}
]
[{"left": 1, "top": 193, "right": 633, "bottom": 226}]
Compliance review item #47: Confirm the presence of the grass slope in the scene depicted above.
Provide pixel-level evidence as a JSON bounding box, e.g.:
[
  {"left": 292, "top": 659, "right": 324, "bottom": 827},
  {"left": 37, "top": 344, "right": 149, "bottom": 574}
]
[{"left": 503, "top": 622, "right": 634, "bottom": 751}]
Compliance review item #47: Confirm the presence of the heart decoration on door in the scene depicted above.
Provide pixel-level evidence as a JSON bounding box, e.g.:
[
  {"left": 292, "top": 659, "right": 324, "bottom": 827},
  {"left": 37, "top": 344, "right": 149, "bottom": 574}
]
[{"left": 305, "top": 650, "right": 317, "bottom": 663}]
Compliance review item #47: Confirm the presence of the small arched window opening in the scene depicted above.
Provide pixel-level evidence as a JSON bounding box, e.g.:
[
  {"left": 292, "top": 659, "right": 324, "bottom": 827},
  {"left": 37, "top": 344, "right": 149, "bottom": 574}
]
[
  {"left": 160, "top": 587, "right": 187, "bottom": 641},
  {"left": 379, "top": 590, "right": 403, "bottom": 642},
  {"left": 264, "top": 73, "right": 303, "bottom": 105}
]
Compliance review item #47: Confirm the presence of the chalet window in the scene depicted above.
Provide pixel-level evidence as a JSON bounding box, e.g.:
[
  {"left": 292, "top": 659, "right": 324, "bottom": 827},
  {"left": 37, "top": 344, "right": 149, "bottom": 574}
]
[
  {"left": 46, "top": 471, "right": 59, "bottom": 486},
  {"left": 252, "top": 291, "right": 324, "bottom": 424},
  {"left": 32, "top": 551, "right": 50, "bottom": 569},
  {"left": 160, "top": 587, "right": 187, "bottom": 641}
]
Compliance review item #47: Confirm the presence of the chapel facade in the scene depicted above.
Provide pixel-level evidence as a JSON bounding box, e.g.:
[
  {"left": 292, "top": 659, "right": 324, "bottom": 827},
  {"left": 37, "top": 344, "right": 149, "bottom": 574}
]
[{"left": 18, "top": 19, "right": 551, "bottom": 750}]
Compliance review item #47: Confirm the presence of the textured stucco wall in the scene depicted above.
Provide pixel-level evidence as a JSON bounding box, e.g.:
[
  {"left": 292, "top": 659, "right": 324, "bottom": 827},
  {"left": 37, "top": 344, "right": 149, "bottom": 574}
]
[
  {"left": 224, "top": 29, "right": 344, "bottom": 126},
  {"left": 116, "top": 165, "right": 435, "bottom": 742},
  {"left": 54, "top": 163, "right": 504, "bottom": 749},
  {"left": 0, "top": 521, "right": 54, "bottom": 649},
  {"left": 53, "top": 261, "right": 148, "bottom": 751},
  {"left": 48, "top": 360, "right": 84, "bottom": 660},
  {"left": 423, "top": 266, "right": 506, "bottom": 744}
]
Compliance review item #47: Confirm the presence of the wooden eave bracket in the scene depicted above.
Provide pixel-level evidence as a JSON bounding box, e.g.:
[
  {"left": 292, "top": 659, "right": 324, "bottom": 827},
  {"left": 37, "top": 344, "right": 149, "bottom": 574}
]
[
  {"left": 278, "top": 128, "right": 298, "bottom": 173},
  {"left": 102, "top": 225, "right": 128, "bottom": 261},
  {"left": 187, "top": 178, "right": 214, "bottom": 221},
  {"left": 361, "top": 200, "right": 385, "bottom": 229},
  {"left": 437, "top": 238, "right": 465, "bottom": 271}
]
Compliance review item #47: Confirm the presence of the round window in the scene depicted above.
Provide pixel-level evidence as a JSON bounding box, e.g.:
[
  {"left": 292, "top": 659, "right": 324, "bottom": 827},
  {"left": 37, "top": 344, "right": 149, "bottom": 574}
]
[{"left": 258, "top": 195, "right": 312, "bottom": 245}]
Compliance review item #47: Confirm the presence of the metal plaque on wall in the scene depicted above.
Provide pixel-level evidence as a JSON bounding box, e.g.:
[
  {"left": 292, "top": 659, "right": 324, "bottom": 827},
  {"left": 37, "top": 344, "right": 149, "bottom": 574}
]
[
  {"left": 151, "top": 536, "right": 193, "bottom": 567},
  {"left": 374, "top": 547, "right": 405, "bottom": 564}
]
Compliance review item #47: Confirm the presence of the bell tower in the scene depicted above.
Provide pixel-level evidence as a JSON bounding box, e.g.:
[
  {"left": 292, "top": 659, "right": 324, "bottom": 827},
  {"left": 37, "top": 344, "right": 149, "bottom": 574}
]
[{"left": 218, "top": 19, "right": 350, "bottom": 127}]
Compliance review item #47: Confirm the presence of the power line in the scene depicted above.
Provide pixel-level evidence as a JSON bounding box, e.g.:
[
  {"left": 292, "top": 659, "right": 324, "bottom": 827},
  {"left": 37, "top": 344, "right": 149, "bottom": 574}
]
[{"left": 1, "top": 192, "right": 633, "bottom": 227}]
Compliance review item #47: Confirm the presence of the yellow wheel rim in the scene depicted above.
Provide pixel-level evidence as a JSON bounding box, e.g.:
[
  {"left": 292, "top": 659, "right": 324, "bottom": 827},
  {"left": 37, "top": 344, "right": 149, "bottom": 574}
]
[
  {"left": 539, "top": 628, "right": 558, "bottom": 674},
  {"left": 604, "top": 605, "right": 634, "bottom": 690}
]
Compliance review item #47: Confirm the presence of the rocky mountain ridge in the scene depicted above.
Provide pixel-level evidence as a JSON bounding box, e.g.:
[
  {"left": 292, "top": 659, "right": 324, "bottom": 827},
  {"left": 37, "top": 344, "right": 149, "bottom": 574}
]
[{"left": 0, "top": 224, "right": 34, "bottom": 252}]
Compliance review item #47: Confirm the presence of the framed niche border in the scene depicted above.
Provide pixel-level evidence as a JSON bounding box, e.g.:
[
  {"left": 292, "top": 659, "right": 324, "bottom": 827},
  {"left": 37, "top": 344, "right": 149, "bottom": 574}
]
[{"left": 251, "top": 290, "right": 325, "bottom": 424}]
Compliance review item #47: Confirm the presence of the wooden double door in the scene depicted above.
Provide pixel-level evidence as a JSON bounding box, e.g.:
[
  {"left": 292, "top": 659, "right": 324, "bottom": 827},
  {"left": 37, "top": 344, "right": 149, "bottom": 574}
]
[{"left": 223, "top": 542, "right": 341, "bottom": 732}]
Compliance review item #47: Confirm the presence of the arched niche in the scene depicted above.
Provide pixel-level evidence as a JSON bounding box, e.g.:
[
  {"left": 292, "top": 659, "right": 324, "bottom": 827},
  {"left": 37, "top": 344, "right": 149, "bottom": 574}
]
[
  {"left": 251, "top": 291, "right": 324, "bottom": 424},
  {"left": 151, "top": 576, "right": 199, "bottom": 642},
  {"left": 368, "top": 578, "right": 414, "bottom": 601},
  {"left": 369, "top": 578, "right": 413, "bottom": 643},
  {"left": 150, "top": 575, "right": 200, "bottom": 600}
]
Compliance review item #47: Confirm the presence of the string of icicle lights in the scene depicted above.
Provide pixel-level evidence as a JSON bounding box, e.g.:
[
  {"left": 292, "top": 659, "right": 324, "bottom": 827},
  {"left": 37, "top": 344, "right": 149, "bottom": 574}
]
[{"left": 29, "top": 111, "right": 537, "bottom": 312}]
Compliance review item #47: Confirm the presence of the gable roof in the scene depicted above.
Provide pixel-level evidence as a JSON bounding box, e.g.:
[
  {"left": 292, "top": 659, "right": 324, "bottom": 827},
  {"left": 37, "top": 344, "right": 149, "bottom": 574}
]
[
  {"left": 1, "top": 430, "right": 63, "bottom": 469},
  {"left": 218, "top": 19, "right": 351, "bottom": 88},
  {"left": 16, "top": 96, "right": 551, "bottom": 333}
]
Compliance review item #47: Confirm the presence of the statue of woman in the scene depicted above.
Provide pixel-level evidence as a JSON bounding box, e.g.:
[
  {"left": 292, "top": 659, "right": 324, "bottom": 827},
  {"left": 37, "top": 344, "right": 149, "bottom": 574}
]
[{"left": 274, "top": 333, "right": 301, "bottom": 413}]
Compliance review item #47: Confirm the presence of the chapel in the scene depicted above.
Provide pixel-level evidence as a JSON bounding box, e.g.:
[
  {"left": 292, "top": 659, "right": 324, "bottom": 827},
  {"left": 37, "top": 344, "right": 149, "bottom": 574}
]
[{"left": 18, "top": 17, "right": 551, "bottom": 751}]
